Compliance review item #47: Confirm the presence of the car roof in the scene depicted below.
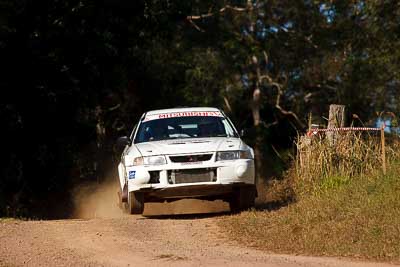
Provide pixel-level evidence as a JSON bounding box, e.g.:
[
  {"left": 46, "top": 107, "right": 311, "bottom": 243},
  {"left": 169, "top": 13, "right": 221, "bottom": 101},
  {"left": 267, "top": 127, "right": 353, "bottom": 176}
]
[{"left": 145, "top": 107, "right": 221, "bottom": 116}]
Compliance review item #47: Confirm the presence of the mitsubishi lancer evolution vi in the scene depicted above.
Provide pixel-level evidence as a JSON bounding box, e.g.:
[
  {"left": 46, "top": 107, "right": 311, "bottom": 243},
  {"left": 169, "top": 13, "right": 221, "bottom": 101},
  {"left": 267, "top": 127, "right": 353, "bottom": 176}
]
[{"left": 117, "top": 107, "right": 256, "bottom": 214}]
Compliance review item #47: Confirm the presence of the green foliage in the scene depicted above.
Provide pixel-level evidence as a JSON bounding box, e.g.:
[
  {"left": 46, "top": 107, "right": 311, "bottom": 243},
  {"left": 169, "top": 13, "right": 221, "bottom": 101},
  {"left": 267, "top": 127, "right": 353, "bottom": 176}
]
[{"left": 319, "top": 175, "right": 350, "bottom": 191}]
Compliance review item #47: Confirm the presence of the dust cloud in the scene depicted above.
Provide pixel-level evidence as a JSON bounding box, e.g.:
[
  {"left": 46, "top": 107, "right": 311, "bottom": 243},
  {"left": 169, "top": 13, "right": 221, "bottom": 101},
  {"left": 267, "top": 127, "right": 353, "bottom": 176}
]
[
  {"left": 72, "top": 177, "right": 230, "bottom": 219},
  {"left": 72, "top": 179, "right": 123, "bottom": 219}
]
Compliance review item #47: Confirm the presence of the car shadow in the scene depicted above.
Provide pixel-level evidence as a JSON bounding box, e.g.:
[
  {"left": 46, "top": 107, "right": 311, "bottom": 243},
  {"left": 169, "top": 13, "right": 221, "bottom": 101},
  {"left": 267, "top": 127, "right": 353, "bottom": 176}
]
[
  {"left": 141, "top": 211, "right": 231, "bottom": 220},
  {"left": 254, "top": 197, "right": 296, "bottom": 212},
  {"left": 137, "top": 194, "right": 296, "bottom": 220},
  {"left": 138, "top": 199, "right": 230, "bottom": 219}
]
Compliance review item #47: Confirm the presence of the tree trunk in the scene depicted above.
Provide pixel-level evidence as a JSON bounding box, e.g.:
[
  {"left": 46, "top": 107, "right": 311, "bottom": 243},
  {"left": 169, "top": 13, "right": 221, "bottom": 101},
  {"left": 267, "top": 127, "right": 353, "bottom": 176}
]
[
  {"left": 95, "top": 105, "right": 106, "bottom": 183},
  {"left": 251, "top": 54, "right": 262, "bottom": 182},
  {"left": 327, "top": 104, "right": 346, "bottom": 145},
  {"left": 251, "top": 89, "right": 261, "bottom": 126},
  {"left": 251, "top": 89, "right": 262, "bottom": 181}
]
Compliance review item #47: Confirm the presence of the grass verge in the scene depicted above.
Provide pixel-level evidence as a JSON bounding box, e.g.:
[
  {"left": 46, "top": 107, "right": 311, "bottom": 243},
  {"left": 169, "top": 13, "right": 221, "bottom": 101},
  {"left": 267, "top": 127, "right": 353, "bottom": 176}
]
[
  {"left": 0, "top": 218, "right": 19, "bottom": 223},
  {"left": 219, "top": 161, "right": 400, "bottom": 262}
]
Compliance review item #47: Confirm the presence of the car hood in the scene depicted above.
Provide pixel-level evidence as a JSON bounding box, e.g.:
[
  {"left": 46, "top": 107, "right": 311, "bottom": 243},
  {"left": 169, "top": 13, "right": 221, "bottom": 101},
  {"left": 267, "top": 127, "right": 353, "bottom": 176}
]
[{"left": 134, "top": 137, "right": 242, "bottom": 156}]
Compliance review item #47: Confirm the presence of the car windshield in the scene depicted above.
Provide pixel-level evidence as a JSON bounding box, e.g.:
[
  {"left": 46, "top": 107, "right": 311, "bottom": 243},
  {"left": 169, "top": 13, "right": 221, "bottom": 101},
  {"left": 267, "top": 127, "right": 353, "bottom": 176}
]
[{"left": 134, "top": 116, "right": 238, "bottom": 143}]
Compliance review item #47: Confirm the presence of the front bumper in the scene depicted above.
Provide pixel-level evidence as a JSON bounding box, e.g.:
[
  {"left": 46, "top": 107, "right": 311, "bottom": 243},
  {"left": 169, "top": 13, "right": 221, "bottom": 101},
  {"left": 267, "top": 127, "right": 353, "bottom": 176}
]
[
  {"left": 139, "top": 183, "right": 256, "bottom": 202},
  {"left": 123, "top": 159, "right": 255, "bottom": 194}
]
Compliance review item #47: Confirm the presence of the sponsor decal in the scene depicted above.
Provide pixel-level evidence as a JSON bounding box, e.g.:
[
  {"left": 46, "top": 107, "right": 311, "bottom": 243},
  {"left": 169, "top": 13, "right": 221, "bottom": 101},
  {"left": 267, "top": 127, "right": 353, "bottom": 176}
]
[
  {"left": 143, "top": 111, "right": 223, "bottom": 121},
  {"left": 128, "top": 171, "right": 136, "bottom": 179}
]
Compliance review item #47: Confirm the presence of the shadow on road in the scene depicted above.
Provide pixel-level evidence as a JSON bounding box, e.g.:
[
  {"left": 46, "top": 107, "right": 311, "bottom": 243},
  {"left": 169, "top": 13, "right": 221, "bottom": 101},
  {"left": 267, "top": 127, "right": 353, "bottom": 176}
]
[
  {"left": 142, "top": 211, "right": 230, "bottom": 220},
  {"left": 141, "top": 196, "right": 296, "bottom": 219},
  {"left": 140, "top": 199, "right": 230, "bottom": 219},
  {"left": 254, "top": 198, "right": 295, "bottom": 212}
]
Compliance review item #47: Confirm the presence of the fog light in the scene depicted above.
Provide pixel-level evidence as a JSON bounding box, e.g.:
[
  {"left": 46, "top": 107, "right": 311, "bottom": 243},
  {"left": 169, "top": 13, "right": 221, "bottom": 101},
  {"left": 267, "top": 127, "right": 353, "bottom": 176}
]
[{"left": 236, "top": 165, "right": 248, "bottom": 178}]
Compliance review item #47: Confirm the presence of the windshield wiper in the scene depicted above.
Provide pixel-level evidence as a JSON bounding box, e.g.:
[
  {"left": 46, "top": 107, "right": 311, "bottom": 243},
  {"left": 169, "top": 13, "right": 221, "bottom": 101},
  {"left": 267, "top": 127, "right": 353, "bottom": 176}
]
[{"left": 196, "top": 134, "right": 228, "bottom": 138}]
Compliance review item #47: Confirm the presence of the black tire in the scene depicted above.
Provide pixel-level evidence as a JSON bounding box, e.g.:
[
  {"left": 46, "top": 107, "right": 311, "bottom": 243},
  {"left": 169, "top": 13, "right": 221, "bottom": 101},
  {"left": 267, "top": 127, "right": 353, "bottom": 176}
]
[
  {"left": 228, "top": 195, "right": 241, "bottom": 213},
  {"left": 117, "top": 190, "right": 123, "bottom": 210},
  {"left": 229, "top": 186, "right": 256, "bottom": 213},
  {"left": 118, "top": 187, "right": 128, "bottom": 213},
  {"left": 128, "top": 191, "right": 145, "bottom": 214}
]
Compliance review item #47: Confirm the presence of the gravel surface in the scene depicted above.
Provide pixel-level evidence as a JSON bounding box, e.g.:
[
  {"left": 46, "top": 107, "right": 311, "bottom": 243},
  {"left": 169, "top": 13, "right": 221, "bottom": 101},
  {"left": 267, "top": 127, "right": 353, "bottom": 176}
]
[{"left": 0, "top": 200, "right": 397, "bottom": 267}]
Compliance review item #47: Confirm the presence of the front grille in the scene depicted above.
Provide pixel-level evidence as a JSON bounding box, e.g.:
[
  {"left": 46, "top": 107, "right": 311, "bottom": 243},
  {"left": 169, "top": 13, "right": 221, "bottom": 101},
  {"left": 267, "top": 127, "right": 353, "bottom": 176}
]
[
  {"left": 169, "top": 154, "right": 213, "bottom": 163},
  {"left": 168, "top": 168, "right": 217, "bottom": 184}
]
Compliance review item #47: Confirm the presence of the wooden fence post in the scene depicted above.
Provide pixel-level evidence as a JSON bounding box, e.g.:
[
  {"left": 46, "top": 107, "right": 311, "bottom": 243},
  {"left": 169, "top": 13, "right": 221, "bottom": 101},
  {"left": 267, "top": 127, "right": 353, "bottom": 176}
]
[{"left": 327, "top": 104, "right": 346, "bottom": 145}]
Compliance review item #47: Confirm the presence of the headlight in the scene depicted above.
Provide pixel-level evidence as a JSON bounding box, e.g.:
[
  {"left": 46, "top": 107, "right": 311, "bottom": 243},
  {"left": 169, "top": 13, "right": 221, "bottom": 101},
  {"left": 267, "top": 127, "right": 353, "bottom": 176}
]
[
  {"left": 239, "top": 150, "right": 252, "bottom": 159},
  {"left": 131, "top": 156, "right": 166, "bottom": 166},
  {"left": 133, "top": 157, "right": 144, "bottom": 166},
  {"left": 143, "top": 155, "right": 166, "bottom": 165},
  {"left": 216, "top": 150, "right": 253, "bottom": 161},
  {"left": 216, "top": 151, "right": 240, "bottom": 161}
]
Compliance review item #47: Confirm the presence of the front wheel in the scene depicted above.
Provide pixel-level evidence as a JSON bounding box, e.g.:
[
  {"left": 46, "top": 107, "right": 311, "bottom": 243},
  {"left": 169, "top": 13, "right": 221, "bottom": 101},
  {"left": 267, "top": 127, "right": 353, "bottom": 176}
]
[
  {"left": 229, "top": 186, "right": 256, "bottom": 213},
  {"left": 127, "top": 191, "right": 144, "bottom": 214}
]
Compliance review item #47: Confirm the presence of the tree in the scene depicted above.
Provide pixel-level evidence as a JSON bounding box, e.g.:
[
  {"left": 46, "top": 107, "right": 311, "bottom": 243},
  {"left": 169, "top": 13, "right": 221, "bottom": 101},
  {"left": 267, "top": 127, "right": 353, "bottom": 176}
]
[{"left": 1, "top": 0, "right": 399, "bottom": 217}]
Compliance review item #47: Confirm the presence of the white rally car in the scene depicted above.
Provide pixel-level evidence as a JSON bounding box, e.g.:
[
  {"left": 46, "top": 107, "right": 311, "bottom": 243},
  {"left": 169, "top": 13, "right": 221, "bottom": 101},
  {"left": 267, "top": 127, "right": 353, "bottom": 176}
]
[{"left": 117, "top": 107, "right": 256, "bottom": 214}]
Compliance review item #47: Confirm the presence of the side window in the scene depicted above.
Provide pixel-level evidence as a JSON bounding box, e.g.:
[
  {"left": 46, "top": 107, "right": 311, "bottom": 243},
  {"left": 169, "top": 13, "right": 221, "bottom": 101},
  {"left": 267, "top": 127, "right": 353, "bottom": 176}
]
[{"left": 222, "top": 119, "right": 235, "bottom": 137}]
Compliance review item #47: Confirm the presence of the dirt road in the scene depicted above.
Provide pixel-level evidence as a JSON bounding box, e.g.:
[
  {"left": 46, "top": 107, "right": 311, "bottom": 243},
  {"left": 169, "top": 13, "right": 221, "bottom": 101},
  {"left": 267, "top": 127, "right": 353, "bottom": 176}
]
[{"left": 0, "top": 200, "right": 396, "bottom": 267}]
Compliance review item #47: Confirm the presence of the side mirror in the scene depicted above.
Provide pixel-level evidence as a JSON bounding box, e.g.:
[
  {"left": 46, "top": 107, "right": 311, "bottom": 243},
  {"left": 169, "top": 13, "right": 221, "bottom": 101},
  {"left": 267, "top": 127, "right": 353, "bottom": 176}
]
[
  {"left": 117, "top": 136, "right": 131, "bottom": 148},
  {"left": 240, "top": 128, "right": 255, "bottom": 138}
]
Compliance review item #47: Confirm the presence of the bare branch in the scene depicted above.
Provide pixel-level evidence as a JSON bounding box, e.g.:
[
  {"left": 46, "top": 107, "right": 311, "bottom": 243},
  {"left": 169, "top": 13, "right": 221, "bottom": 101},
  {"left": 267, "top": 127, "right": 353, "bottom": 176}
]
[
  {"left": 265, "top": 75, "right": 305, "bottom": 129},
  {"left": 187, "top": 5, "right": 249, "bottom": 20},
  {"left": 262, "top": 50, "right": 269, "bottom": 65},
  {"left": 107, "top": 103, "right": 120, "bottom": 112},
  {"left": 248, "top": 50, "right": 305, "bottom": 130},
  {"left": 187, "top": 13, "right": 214, "bottom": 20},
  {"left": 271, "top": 144, "right": 284, "bottom": 161},
  {"left": 112, "top": 121, "right": 126, "bottom": 132},
  {"left": 186, "top": 18, "right": 205, "bottom": 32},
  {"left": 259, "top": 75, "right": 273, "bottom": 83},
  {"left": 223, "top": 96, "right": 233, "bottom": 113},
  {"left": 305, "top": 34, "right": 318, "bottom": 49},
  {"left": 275, "top": 105, "right": 306, "bottom": 129},
  {"left": 227, "top": 5, "right": 248, "bottom": 12}
]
